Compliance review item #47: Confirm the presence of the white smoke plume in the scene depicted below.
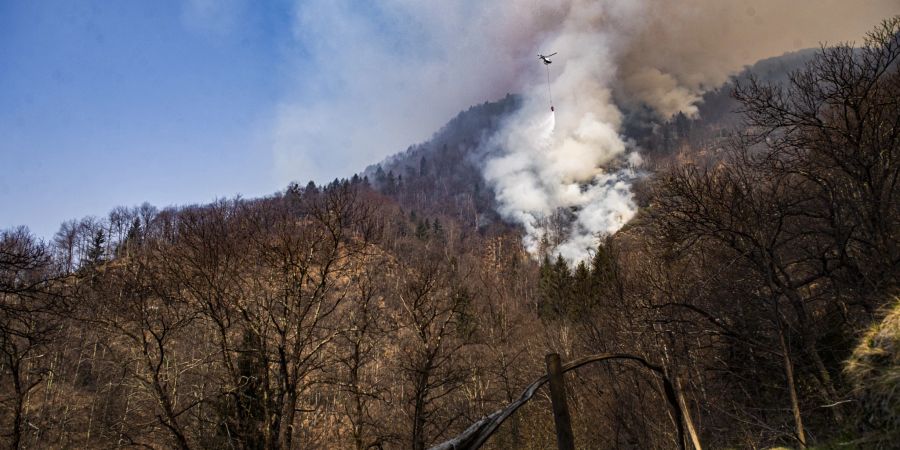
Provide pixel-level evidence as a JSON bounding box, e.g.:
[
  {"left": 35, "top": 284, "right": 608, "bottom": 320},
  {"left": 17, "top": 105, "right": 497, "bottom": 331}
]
[
  {"left": 277, "top": 0, "right": 897, "bottom": 261},
  {"left": 477, "top": 0, "right": 897, "bottom": 262}
]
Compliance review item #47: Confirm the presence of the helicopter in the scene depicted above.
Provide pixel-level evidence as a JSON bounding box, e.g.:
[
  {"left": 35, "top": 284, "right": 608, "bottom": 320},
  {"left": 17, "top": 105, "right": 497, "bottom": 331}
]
[{"left": 539, "top": 52, "right": 558, "bottom": 111}]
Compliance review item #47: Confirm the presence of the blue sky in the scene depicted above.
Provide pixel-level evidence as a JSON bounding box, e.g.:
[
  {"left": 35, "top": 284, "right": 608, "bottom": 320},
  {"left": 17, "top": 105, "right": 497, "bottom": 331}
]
[
  {"left": 0, "top": 0, "right": 525, "bottom": 240},
  {"left": 1, "top": 1, "right": 295, "bottom": 238},
  {"left": 0, "top": 0, "right": 528, "bottom": 240}
]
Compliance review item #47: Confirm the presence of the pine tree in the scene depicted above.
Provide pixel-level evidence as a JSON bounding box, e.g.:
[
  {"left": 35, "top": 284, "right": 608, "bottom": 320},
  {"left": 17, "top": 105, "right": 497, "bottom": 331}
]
[
  {"left": 385, "top": 171, "right": 397, "bottom": 195},
  {"left": 286, "top": 182, "right": 302, "bottom": 196},
  {"left": 590, "top": 242, "right": 618, "bottom": 301},
  {"left": 120, "top": 217, "right": 142, "bottom": 256},
  {"left": 419, "top": 156, "right": 429, "bottom": 176},
  {"left": 571, "top": 260, "right": 592, "bottom": 317},
  {"left": 85, "top": 229, "right": 106, "bottom": 267},
  {"left": 538, "top": 255, "right": 572, "bottom": 319},
  {"left": 415, "top": 220, "right": 430, "bottom": 240},
  {"left": 432, "top": 218, "right": 443, "bottom": 238}
]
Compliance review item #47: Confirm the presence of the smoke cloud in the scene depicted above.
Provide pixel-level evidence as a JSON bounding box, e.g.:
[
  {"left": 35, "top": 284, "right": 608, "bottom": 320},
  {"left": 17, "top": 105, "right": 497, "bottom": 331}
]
[
  {"left": 276, "top": 0, "right": 897, "bottom": 260},
  {"left": 480, "top": 0, "right": 896, "bottom": 261}
]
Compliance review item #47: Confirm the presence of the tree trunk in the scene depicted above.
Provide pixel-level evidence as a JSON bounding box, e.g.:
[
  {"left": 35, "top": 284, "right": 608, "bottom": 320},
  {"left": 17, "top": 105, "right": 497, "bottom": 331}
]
[
  {"left": 674, "top": 377, "right": 703, "bottom": 450},
  {"left": 11, "top": 360, "right": 24, "bottom": 450},
  {"left": 278, "top": 389, "right": 297, "bottom": 450},
  {"left": 412, "top": 373, "right": 429, "bottom": 450},
  {"left": 778, "top": 325, "right": 806, "bottom": 448},
  {"left": 786, "top": 290, "right": 842, "bottom": 421}
]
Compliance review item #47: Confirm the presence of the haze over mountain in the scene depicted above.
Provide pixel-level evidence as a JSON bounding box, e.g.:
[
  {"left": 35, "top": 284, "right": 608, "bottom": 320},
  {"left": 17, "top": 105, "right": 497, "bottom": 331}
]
[{"left": 361, "top": 46, "right": 826, "bottom": 261}]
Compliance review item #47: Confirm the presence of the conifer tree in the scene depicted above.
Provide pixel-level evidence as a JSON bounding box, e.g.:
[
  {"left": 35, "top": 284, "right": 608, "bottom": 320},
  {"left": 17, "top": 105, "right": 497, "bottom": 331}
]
[
  {"left": 538, "top": 255, "right": 572, "bottom": 319},
  {"left": 85, "top": 229, "right": 106, "bottom": 267},
  {"left": 571, "top": 260, "right": 592, "bottom": 317}
]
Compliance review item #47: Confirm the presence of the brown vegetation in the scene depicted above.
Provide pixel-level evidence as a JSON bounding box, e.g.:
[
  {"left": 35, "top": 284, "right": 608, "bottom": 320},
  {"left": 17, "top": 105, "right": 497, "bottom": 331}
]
[{"left": 1, "top": 17, "right": 897, "bottom": 450}]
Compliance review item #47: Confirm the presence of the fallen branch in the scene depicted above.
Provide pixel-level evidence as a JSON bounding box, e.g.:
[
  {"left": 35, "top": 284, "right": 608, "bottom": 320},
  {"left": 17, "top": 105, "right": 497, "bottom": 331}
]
[{"left": 430, "top": 353, "right": 687, "bottom": 450}]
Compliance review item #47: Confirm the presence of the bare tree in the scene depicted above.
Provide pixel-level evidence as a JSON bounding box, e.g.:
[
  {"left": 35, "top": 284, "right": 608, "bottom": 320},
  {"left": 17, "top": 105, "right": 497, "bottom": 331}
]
[
  {"left": 393, "top": 249, "right": 476, "bottom": 450},
  {"left": 734, "top": 16, "right": 900, "bottom": 300},
  {"left": 329, "top": 259, "right": 395, "bottom": 449},
  {"left": 0, "top": 228, "right": 64, "bottom": 449},
  {"left": 88, "top": 246, "right": 205, "bottom": 449}
]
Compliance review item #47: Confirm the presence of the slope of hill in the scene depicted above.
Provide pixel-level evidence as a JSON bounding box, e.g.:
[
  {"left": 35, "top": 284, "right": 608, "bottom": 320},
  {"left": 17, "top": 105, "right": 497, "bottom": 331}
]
[
  {"left": 363, "top": 49, "right": 820, "bottom": 226},
  {"left": 362, "top": 94, "right": 521, "bottom": 231}
]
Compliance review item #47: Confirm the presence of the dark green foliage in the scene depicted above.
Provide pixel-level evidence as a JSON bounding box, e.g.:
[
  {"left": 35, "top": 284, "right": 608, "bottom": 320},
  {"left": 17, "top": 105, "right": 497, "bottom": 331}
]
[
  {"left": 431, "top": 219, "right": 443, "bottom": 238},
  {"left": 570, "top": 261, "right": 592, "bottom": 316},
  {"left": 415, "top": 220, "right": 430, "bottom": 240},
  {"left": 117, "top": 216, "right": 142, "bottom": 256},
  {"left": 589, "top": 242, "right": 618, "bottom": 300},
  {"left": 537, "top": 243, "right": 621, "bottom": 320},
  {"left": 384, "top": 171, "right": 398, "bottom": 195},
  {"left": 85, "top": 229, "right": 106, "bottom": 267},
  {"left": 538, "top": 254, "right": 572, "bottom": 319},
  {"left": 453, "top": 287, "right": 476, "bottom": 340}
]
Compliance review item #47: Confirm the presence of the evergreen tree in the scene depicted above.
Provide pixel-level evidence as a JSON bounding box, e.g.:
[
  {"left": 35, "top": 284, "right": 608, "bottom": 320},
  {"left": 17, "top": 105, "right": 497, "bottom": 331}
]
[
  {"left": 590, "top": 242, "right": 618, "bottom": 300},
  {"left": 120, "top": 217, "right": 142, "bottom": 256},
  {"left": 431, "top": 218, "right": 443, "bottom": 238},
  {"left": 85, "top": 229, "right": 106, "bottom": 267},
  {"left": 415, "top": 220, "right": 430, "bottom": 240},
  {"left": 673, "top": 111, "right": 691, "bottom": 140},
  {"left": 419, "top": 156, "right": 429, "bottom": 176},
  {"left": 571, "top": 260, "right": 592, "bottom": 317},
  {"left": 385, "top": 171, "right": 397, "bottom": 195},
  {"left": 286, "top": 182, "right": 302, "bottom": 197},
  {"left": 374, "top": 165, "right": 386, "bottom": 185},
  {"left": 538, "top": 255, "right": 572, "bottom": 319}
]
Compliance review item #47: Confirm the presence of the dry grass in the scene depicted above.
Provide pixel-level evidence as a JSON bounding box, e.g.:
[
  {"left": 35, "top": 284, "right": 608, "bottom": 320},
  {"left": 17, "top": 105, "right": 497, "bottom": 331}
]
[{"left": 843, "top": 298, "right": 900, "bottom": 448}]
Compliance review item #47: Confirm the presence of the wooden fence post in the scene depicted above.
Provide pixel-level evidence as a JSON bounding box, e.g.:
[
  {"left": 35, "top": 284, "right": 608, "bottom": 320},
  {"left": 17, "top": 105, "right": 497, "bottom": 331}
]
[{"left": 546, "top": 353, "right": 575, "bottom": 450}]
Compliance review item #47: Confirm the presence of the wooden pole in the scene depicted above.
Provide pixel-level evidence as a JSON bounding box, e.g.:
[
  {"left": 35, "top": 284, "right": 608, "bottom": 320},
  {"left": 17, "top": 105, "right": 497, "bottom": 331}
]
[
  {"left": 546, "top": 353, "right": 575, "bottom": 450},
  {"left": 431, "top": 353, "right": 688, "bottom": 450}
]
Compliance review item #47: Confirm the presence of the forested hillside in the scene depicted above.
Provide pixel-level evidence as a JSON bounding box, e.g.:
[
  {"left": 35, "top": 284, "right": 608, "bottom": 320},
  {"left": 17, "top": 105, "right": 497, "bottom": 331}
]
[{"left": 2, "top": 18, "right": 898, "bottom": 450}]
